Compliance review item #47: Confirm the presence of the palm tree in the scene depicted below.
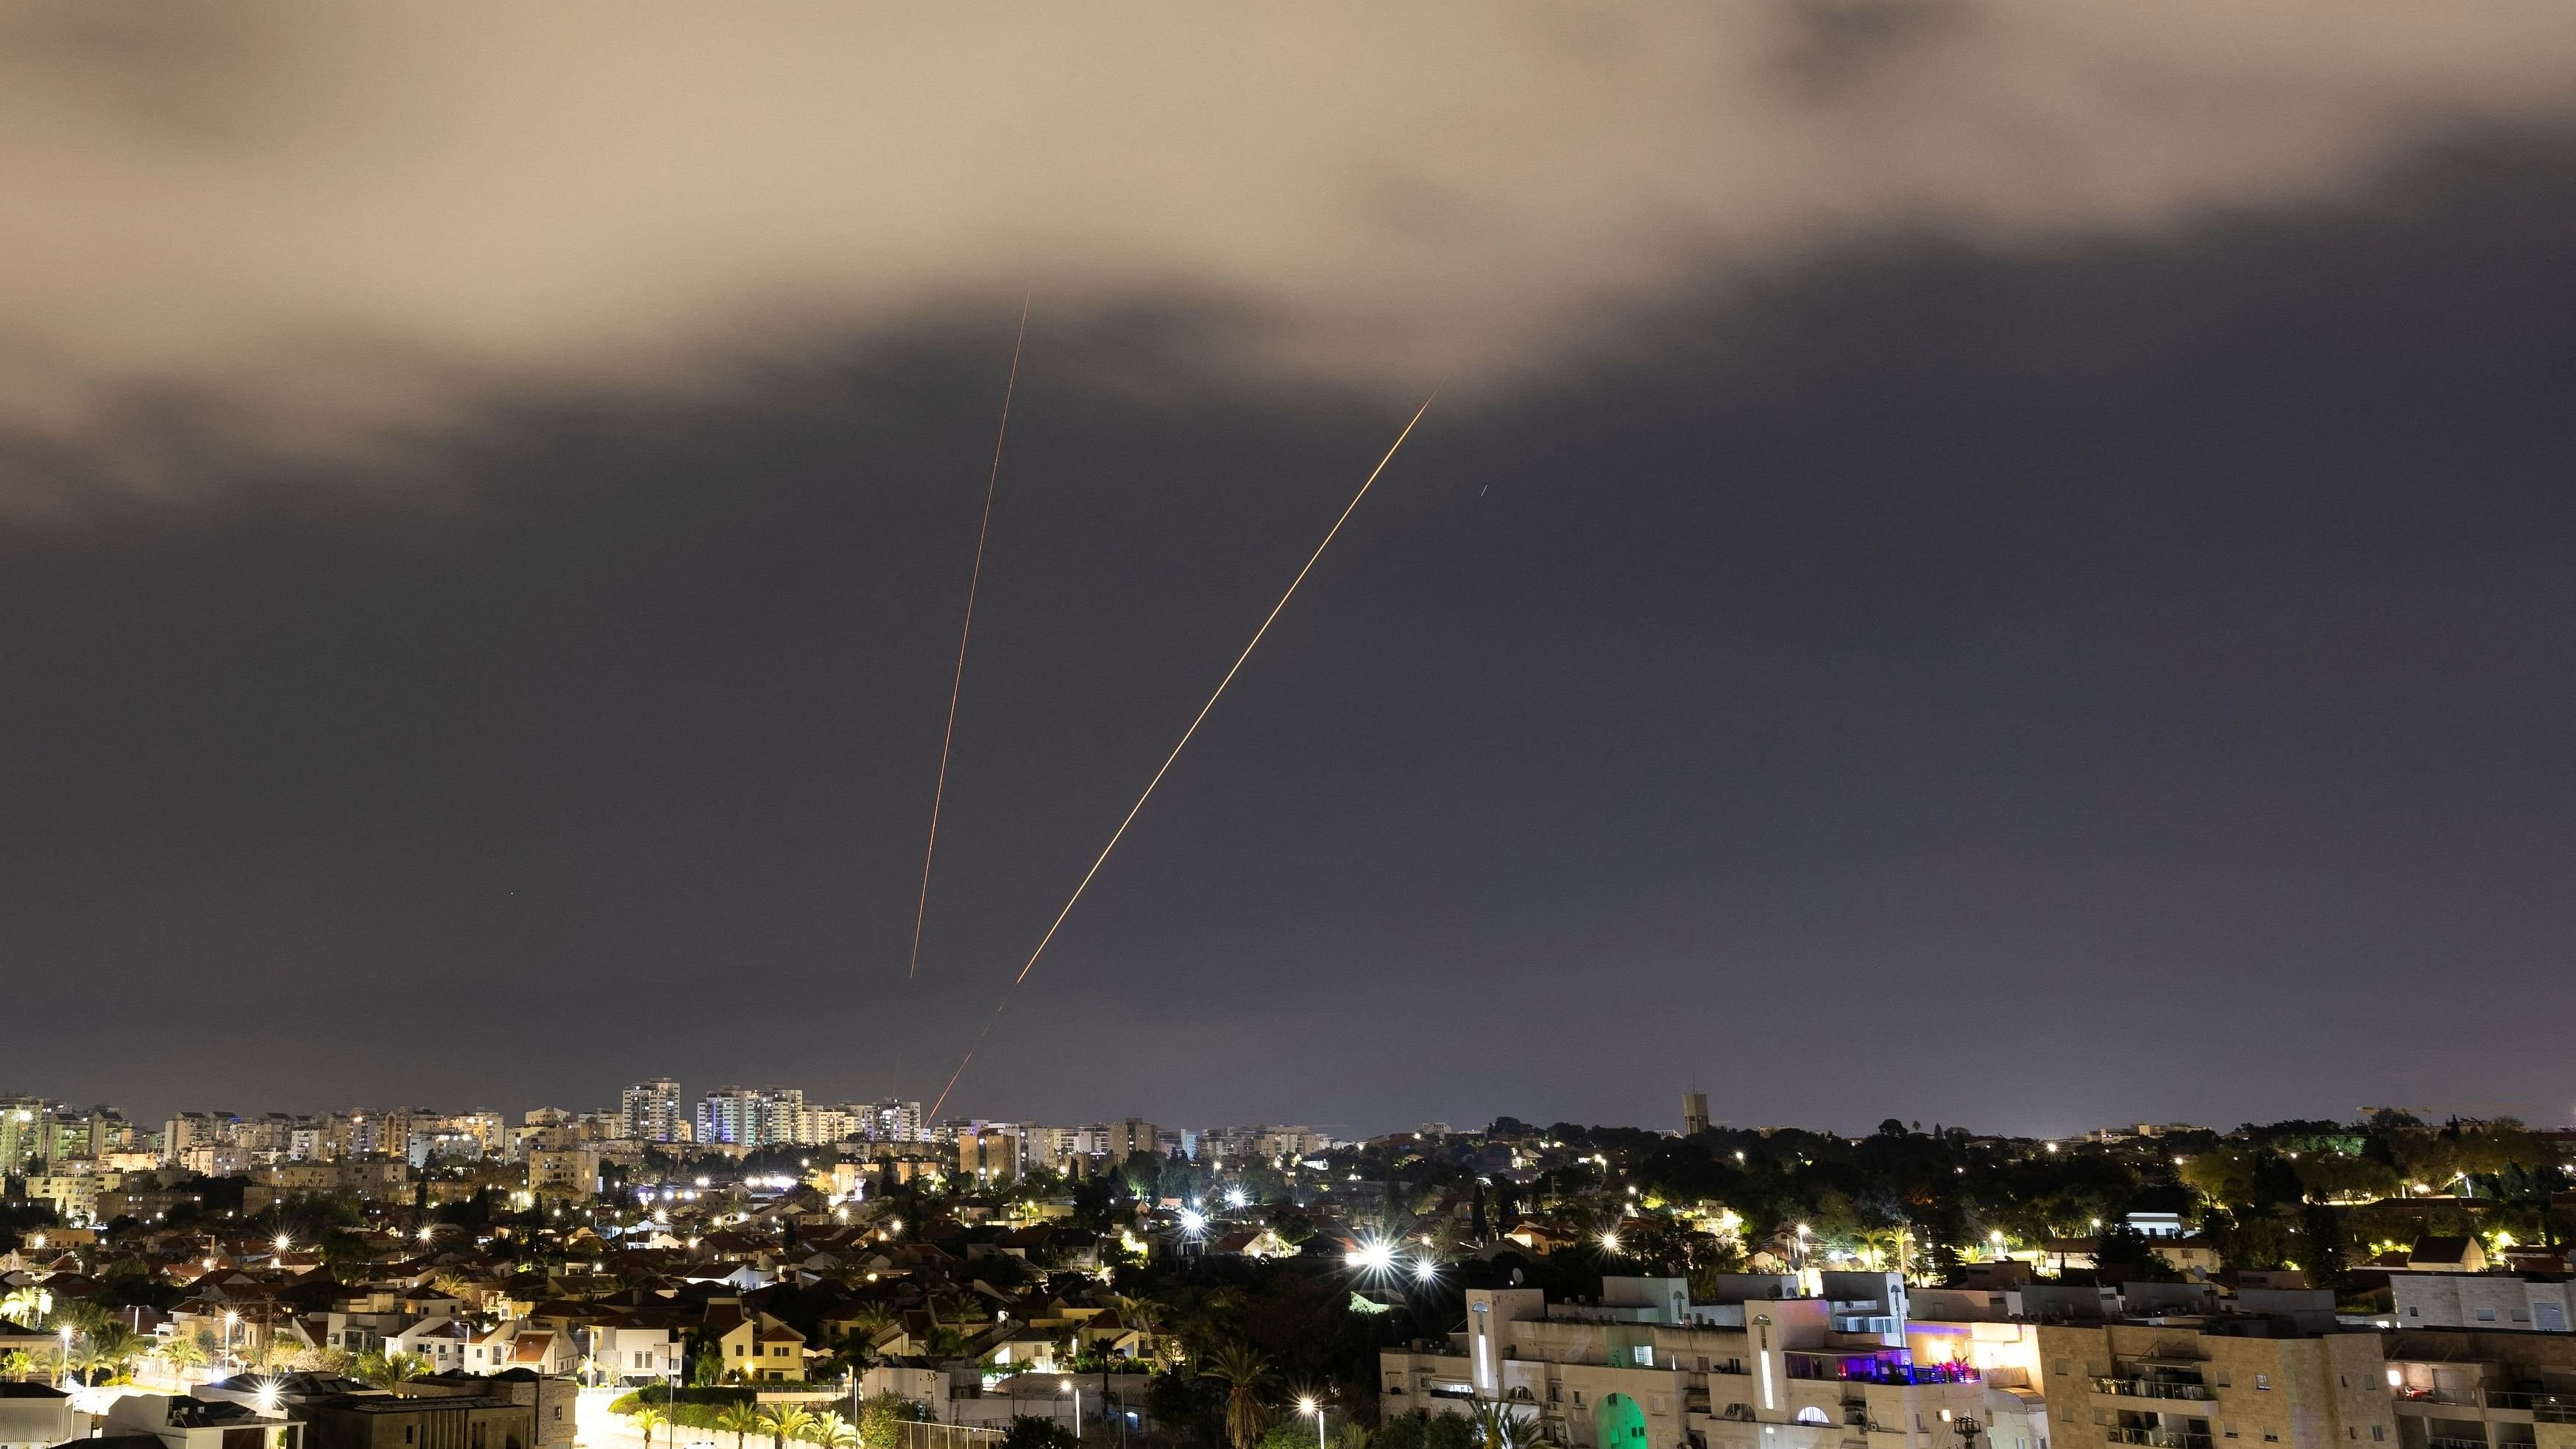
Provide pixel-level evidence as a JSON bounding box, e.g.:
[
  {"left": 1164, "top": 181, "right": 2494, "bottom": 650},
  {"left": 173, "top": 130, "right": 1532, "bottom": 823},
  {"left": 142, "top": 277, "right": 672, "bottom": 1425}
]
[
  {"left": 1471, "top": 1398, "right": 1540, "bottom": 1449},
  {"left": 158, "top": 1333, "right": 209, "bottom": 1384},
  {"left": 49, "top": 1299, "right": 112, "bottom": 1338},
  {"left": 0, "top": 1288, "right": 49, "bottom": 1327},
  {"left": 808, "top": 1411, "right": 861, "bottom": 1449},
  {"left": 0, "top": 1350, "right": 32, "bottom": 1383},
  {"left": 1200, "top": 1342, "right": 1273, "bottom": 1449},
  {"left": 86, "top": 1323, "right": 144, "bottom": 1381},
  {"left": 761, "top": 1403, "right": 819, "bottom": 1449},
  {"left": 718, "top": 1400, "right": 766, "bottom": 1449},
  {"left": 631, "top": 1406, "right": 670, "bottom": 1448},
  {"left": 355, "top": 1350, "right": 430, "bottom": 1389}
]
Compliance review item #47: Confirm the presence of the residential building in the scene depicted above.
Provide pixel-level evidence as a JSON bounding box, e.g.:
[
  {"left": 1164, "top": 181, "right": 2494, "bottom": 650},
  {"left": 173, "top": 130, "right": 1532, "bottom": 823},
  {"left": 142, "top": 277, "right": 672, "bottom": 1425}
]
[
  {"left": 463, "top": 1324, "right": 576, "bottom": 1377},
  {"left": 0, "top": 1384, "right": 79, "bottom": 1449},
  {"left": 2394, "top": 1240, "right": 2492, "bottom": 1276},
  {"left": 1383, "top": 1277, "right": 1993, "bottom": 1449},
  {"left": 960, "top": 1124, "right": 1025, "bottom": 1185},
  {"left": 2382, "top": 1324, "right": 2576, "bottom": 1449},
  {"left": 244, "top": 1158, "right": 409, "bottom": 1211},
  {"left": 297, "top": 1392, "right": 533, "bottom": 1449},
  {"left": 406, "top": 1373, "right": 576, "bottom": 1449},
  {"left": 26, "top": 1173, "right": 98, "bottom": 1224},
  {"left": 97, "top": 1394, "right": 299, "bottom": 1449},
  {"left": 2391, "top": 1275, "right": 2576, "bottom": 1333},
  {"left": 0, "top": 1100, "right": 47, "bottom": 1172},
  {"left": 620, "top": 1080, "right": 684, "bottom": 1144},
  {"left": 579, "top": 1315, "right": 686, "bottom": 1384},
  {"left": 2039, "top": 1317, "right": 2394, "bottom": 1449},
  {"left": 526, "top": 1147, "right": 601, "bottom": 1200},
  {"left": 696, "top": 1087, "right": 803, "bottom": 1148},
  {"left": 706, "top": 1304, "right": 808, "bottom": 1382},
  {"left": 869, "top": 1100, "right": 924, "bottom": 1143},
  {"left": 1103, "top": 1119, "right": 1159, "bottom": 1162}
]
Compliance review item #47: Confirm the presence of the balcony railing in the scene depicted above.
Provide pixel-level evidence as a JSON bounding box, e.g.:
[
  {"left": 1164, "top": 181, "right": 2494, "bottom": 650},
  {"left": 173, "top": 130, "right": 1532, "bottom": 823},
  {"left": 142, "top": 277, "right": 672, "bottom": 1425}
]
[
  {"left": 2399, "top": 1389, "right": 2576, "bottom": 1418},
  {"left": 2426, "top": 1436, "right": 2491, "bottom": 1449},
  {"left": 2109, "top": 1431, "right": 2212, "bottom": 1449},
  {"left": 2481, "top": 1392, "right": 2576, "bottom": 1416},
  {"left": 2094, "top": 1379, "right": 2216, "bottom": 1402}
]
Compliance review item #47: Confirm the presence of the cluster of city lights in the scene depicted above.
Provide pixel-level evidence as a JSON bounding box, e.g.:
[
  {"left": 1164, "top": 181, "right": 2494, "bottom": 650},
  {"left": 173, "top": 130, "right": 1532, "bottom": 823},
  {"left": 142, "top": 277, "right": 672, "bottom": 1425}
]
[{"left": 1342, "top": 1236, "right": 1440, "bottom": 1284}]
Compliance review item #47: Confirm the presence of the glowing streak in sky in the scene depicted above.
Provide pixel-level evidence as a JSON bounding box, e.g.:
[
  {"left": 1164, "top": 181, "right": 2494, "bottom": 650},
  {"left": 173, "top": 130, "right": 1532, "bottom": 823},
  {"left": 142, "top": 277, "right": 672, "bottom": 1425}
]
[
  {"left": 927, "top": 387, "right": 1440, "bottom": 1119},
  {"left": 907, "top": 291, "right": 1030, "bottom": 979}
]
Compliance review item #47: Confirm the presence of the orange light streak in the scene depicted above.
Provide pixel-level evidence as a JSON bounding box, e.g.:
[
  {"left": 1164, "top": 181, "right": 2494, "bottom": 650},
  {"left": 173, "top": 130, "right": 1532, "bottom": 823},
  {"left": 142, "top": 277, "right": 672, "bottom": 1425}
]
[{"left": 927, "top": 386, "right": 1440, "bottom": 1120}]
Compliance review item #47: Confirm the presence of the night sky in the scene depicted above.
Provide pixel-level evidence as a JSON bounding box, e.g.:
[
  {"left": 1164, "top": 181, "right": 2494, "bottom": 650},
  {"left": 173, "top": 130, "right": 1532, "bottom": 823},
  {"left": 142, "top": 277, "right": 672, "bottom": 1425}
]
[{"left": 4, "top": 7, "right": 2574, "bottom": 1136}]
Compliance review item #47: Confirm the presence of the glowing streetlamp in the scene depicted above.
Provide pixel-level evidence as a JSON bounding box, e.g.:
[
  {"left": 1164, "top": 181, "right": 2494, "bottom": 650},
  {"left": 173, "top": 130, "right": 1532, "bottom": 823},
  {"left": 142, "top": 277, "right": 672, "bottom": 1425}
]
[
  {"left": 1299, "top": 1396, "right": 1326, "bottom": 1449},
  {"left": 59, "top": 1326, "right": 73, "bottom": 1386}
]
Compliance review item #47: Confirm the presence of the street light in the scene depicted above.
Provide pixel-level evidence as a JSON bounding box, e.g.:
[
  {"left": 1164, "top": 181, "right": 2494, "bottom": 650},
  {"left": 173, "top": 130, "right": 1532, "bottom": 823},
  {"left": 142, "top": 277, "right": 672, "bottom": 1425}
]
[
  {"left": 59, "top": 1326, "right": 73, "bottom": 1386},
  {"left": 1299, "top": 1396, "right": 1325, "bottom": 1449}
]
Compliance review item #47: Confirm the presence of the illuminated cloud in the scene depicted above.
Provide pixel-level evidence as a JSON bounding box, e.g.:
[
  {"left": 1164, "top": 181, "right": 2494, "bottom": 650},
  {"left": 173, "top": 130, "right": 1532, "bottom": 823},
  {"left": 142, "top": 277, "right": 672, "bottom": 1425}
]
[{"left": 4, "top": 1, "right": 2573, "bottom": 504}]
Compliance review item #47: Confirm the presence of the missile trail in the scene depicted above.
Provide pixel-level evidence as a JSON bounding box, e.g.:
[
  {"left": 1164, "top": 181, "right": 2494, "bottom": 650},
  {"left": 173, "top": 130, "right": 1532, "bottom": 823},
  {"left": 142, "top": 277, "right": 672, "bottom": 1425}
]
[
  {"left": 906, "top": 291, "right": 1030, "bottom": 981},
  {"left": 927, "top": 387, "right": 1441, "bottom": 1119}
]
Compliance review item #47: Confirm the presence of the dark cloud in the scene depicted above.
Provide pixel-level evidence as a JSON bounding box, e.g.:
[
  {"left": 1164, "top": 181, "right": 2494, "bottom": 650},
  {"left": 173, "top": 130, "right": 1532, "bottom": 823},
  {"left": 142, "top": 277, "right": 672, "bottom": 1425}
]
[
  {"left": 4, "top": 2, "right": 2576, "bottom": 503},
  {"left": 3, "top": 127, "right": 2571, "bottom": 1134}
]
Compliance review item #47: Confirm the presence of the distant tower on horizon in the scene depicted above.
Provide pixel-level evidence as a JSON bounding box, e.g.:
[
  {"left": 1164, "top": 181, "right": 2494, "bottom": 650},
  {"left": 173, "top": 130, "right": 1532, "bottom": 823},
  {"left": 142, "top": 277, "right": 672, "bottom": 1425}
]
[{"left": 1682, "top": 1090, "right": 1709, "bottom": 1137}]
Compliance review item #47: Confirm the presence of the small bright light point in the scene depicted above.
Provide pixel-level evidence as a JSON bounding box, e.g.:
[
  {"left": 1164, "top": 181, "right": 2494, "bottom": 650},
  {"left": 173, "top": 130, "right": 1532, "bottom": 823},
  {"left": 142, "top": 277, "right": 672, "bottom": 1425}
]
[
  {"left": 1225, "top": 1188, "right": 1248, "bottom": 1208},
  {"left": 1414, "top": 1258, "right": 1437, "bottom": 1283},
  {"left": 1178, "top": 1208, "right": 1208, "bottom": 1235},
  {"left": 1599, "top": 1231, "right": 1621, "bottom": 1253},
  {"left": 1298, "top": 1397, "right": 1319, "bottom": 1417},
  {"left": 275, "top": 1234, "right": 291, "bottom": 1253}
]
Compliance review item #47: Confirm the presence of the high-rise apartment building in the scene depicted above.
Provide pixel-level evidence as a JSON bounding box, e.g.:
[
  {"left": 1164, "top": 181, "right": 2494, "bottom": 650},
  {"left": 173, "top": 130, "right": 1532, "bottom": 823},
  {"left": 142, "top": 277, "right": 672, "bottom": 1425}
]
[
  {"left": 696, "top": 1086, "right": 804, "bottom": 1148},
  {"left": 622, "top": 1079, "right": 684, "bottom": 1143},
  {"left": 869, "top": 1099, "right": 924, "bottom": 1143},
  {"left": 1684, "top": 1091, "right": 1710, "bottom": 1137}
]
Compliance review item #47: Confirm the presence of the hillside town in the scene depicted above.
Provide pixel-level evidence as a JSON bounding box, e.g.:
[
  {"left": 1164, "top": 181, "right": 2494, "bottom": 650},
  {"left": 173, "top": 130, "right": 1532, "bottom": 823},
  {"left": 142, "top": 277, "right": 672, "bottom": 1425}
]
[{"left": 4, "top": 1091, "right": 2575, "bottom": 1449}]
